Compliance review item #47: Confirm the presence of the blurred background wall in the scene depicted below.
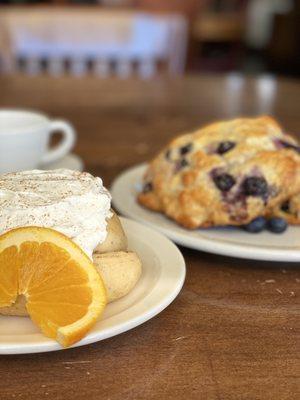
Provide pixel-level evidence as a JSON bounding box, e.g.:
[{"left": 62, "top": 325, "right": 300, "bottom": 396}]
[{"left": 0, "top": 0, "right": 299, "bottom": 77}]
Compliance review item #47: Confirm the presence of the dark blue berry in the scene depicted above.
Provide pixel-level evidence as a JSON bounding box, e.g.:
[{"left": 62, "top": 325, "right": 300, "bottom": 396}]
[
  {"left": 281, "top": 201, "right": 290, "bottom": 213},
  {"left": 213, "top": 173, "right": 236, "bottom": 192},
  {"left": 175, "top": 158, "right": 189, "bottom": 172},
  {"left": 243, "top": 217, "right": 267, "bottom": 233},
  {"left": 243, "top": 177, "right": 268, "bottom": 197},
  {"left": 180, "top": 158, "right": 189, "bottom": 168},
  {"left": 217, "top": 141, "right": 236, "bottom": 155},
  {"left": 267, "top": 217, "right": 288, "bottom": 233},
  {"left": 165, "top": 149, "right": 171, "bottom": 160},
  {"left": 278, "top": 140, "right": 300, "bottom": 153},
  {"left": 180, "top": 143, "right": 193, "bottom": 156},
  {"left": 143, "top": 182, "right": 153, "bottom": 193}
]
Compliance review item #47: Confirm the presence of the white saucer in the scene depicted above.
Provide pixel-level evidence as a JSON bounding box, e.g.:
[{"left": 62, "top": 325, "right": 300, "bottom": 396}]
[
  {"left": 111, "top": 164, "right": 300, "bottom": 262},
  {"left": 40, "top": 153, "right": 84, "bottom": 171},
  {"left": 0, "top": 217, "right": 185, "bottom": 354}
]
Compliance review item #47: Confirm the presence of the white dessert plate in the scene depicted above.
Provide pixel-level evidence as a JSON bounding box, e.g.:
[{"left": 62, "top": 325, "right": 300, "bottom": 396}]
[
  {"left": 0, "top": 217, "right": 185, "bottom": 354},
  {"left": 111, "top": 164, "right": 300, "bottom": 262},
  {"left": 40, "top": 153, "right": 84, "bottom": 171}
]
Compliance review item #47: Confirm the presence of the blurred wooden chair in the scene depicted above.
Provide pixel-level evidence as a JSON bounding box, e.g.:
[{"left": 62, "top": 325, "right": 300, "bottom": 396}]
[
  {"left": 193, "top": 0, "right": 248, "bottom": 40},
  {"left": 0, "top": 8, "right": 187, "bottom": 78},
  {"left": 191, "top": 0, "right": 248, "bottom": 71},
  {"left": 267, "top": 0, "right": 300, "bottom": 76}
]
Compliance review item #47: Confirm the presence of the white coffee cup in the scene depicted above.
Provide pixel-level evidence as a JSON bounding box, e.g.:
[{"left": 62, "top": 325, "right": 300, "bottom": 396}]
[{"left": 0, "top": 109, "right": 76, "bottom": 173}]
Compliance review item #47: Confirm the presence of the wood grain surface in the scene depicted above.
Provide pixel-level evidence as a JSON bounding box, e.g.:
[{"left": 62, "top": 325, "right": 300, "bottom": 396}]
[{"left": 0, "top": 75, "right": 299, "bottom": 400}]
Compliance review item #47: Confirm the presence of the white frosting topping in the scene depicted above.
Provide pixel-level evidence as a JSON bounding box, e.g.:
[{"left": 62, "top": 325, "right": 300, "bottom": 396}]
[{"left": 0, "top": 169, "right": 112, "bottom": 258}]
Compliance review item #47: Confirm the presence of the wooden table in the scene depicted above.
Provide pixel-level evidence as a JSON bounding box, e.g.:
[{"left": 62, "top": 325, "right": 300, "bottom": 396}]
[{"left": 0, "top": 74, "right": 299, "bottom": 400}]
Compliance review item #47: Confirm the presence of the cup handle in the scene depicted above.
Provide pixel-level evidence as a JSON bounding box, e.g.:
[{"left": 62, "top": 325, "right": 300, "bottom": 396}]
[{"left": 40, "top": 120, "right": 76, "bottom": 165}]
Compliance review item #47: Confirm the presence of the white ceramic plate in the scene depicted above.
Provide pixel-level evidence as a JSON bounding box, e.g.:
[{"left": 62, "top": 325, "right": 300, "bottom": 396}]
[
  {"left": 0, "top": 217, "right": 185, "bottom": 354},
  {"left": 111, "top": 164, "right": 300, "bottom": 262},
  {"left": 40, "top": 153, "right": 84, "bottom": 171}
]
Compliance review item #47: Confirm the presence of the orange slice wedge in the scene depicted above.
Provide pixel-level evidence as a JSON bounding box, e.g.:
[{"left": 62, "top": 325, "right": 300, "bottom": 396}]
[{"left": 0, "top": 227, "right": 107, "bottom": 347}]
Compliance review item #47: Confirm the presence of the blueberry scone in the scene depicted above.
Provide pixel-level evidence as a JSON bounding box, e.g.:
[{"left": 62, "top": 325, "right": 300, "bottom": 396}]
[
  {"left": 138, "top": 116, "right": 300, "bottom": 229},
  {"left": 267, "top": 129, "right": 300, "bottom": 224}
]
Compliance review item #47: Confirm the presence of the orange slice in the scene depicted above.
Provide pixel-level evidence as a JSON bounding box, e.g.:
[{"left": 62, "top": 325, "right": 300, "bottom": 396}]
[{"left": 0, "top": 227, "right": 107, "bottom": 347}]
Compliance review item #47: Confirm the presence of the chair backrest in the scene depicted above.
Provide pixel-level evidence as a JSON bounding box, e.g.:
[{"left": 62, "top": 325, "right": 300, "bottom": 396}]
[{"left": 0, "top": 8, "right": 188, "bottom": 78}]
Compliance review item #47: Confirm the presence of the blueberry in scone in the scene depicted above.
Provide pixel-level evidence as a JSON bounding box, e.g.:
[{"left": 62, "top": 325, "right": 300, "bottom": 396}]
[
  {"left": 142, "top": 182, "right": 153, "bottom": 193},
  {"left": 217, "top": 141, "right": 236, "bottom": 155},
  {"left": 138, "top": 116, "right": 300, "bottom": 229},
  {"left": 213, "top": 173, "right": 236, "bottom": 192},
  {"left": 267, "top": 217, "right": 288, "bottom": 233},
  {"left": 242, "top": 177, "right": 268, "bottom": 197},
  {"left": 243, "top": 217, "right": 267, "bottom": 233},
  {"left": 180, "top": 143, "right": 193, "bottom": 156}
]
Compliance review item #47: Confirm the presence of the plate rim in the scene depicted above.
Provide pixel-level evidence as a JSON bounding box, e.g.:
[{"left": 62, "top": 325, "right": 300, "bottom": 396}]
[
  {"left": 111, "top": 163, "right": 300, "bottom": 263},
  {"left": 0, "top": 217, "right": 186, "bottom": 355}
]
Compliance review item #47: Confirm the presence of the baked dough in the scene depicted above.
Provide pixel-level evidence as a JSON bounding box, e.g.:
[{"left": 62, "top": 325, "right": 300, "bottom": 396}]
[
  {"left": 271, "top": 194, "right": 300, "bottom": 224},
  {"left": 0, "top": 212, "right": 142, "bottom": 317},
  {"left": 138, "top": 116, "right": 300, "bottom": 228},
  {"left": 94, "top": 210, "right": 127, "bottom": 253},
  {"left": 93, "top": 251, "right": 142, "bottom": 302}
]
